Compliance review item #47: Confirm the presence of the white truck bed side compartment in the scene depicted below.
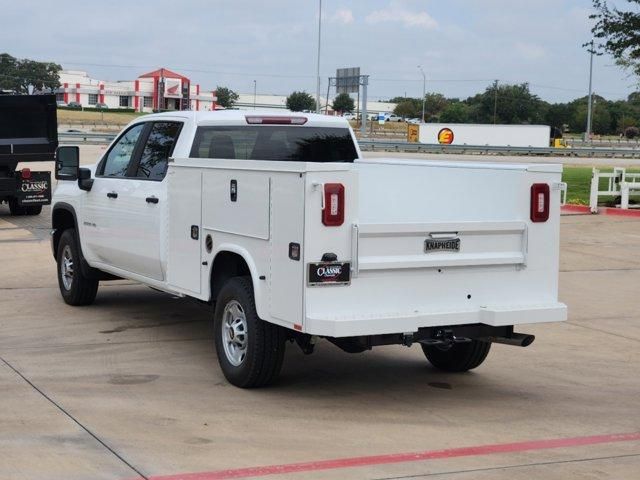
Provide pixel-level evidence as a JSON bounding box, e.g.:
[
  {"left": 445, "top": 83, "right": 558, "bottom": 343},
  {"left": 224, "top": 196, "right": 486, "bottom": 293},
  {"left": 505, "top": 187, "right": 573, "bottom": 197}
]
[{"left": 268, "top": 172, "right": 306, "bottom": 327}]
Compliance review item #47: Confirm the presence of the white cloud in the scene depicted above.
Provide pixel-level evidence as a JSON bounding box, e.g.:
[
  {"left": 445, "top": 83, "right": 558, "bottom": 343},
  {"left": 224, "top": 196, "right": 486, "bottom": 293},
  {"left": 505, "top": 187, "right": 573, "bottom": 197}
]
[
  {"left": 515, "top": 42, "right": 545, "bottom": 60},
  {"left": 365, "top": 4, "right": 438, "bottom": 29},
  {"left": 332, "top": 8, "right": 354, "bottom": 25}
]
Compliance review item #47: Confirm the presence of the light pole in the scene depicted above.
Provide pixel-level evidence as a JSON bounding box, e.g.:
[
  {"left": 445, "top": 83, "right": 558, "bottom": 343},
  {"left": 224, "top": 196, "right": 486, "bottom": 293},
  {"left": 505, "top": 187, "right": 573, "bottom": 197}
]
[
  {"left": 418, "top": 65, "right": 426, "bottom": 122},
  {"left": 315, "top": 0, "right": 322, "bottom": 114},
  {"left": 253, "top": 80, "right": 257, "bottom": 109},
  {"left": 586, "top": 39, "right": 595, "bottom": 140}
]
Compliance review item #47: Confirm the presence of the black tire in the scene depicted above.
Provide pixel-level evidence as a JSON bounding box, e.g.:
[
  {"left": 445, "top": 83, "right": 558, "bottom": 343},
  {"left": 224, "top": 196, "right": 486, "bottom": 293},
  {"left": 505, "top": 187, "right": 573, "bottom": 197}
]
[
  {"left": 214, "top": 276, "right": 286, "bottom": 388},
  {"left": 421, "top": 340, "right": 491, "bottom": 372},
  {"left": 56, "top": 229, "right": 99, "bottom": 306}
]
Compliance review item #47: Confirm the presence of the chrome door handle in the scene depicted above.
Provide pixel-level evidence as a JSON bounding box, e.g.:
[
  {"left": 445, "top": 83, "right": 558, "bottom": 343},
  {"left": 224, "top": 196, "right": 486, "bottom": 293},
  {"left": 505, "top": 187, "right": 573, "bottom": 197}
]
[
  {"left": 146, "top": 196, "right": 159, "bottom": 204},
  {"left": 107, "top": 192, "right": 118, "bottom": 199}
]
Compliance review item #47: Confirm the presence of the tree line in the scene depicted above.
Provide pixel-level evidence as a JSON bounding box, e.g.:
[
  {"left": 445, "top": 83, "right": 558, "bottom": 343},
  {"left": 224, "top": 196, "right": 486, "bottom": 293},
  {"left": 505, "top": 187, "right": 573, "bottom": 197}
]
[{"left": 388, "top": 81, "right": 640, "bottom": 136}]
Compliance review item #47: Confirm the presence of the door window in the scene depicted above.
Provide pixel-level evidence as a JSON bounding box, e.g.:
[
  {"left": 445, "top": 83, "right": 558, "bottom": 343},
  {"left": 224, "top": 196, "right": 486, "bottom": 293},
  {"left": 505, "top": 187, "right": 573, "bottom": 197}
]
[
  {"left": 101, "top": 123, "right": 145, "bottom": 177},
  {"left": 135, "top": 122, "right": 182, "bottom": 181}
]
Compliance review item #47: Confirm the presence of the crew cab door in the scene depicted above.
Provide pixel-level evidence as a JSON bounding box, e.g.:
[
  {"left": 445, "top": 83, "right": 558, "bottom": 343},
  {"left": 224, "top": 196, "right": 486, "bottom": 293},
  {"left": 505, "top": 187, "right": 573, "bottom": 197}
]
[{"left": 81, "top": 121, "right": 181, "bottom": 281}]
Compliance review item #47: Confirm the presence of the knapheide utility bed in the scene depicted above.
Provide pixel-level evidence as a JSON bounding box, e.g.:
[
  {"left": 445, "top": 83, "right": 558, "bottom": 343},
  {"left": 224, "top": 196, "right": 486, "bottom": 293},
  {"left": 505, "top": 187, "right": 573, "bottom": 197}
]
[{"left": 51, "top": 110, "right": 567, "bottom": 388}]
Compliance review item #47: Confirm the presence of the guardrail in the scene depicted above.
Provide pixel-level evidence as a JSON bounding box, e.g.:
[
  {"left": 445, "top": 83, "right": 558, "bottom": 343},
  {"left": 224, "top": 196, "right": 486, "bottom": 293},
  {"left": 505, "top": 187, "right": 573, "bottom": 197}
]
[
  {"left": 58, "top": 131, "right": 640, "bottom": 158},
  {"left": 58, "top": 131, "right": 117, "bottom": 144},
  {"left": 358, "top": 140, "right": 640, "bottom": 158}
]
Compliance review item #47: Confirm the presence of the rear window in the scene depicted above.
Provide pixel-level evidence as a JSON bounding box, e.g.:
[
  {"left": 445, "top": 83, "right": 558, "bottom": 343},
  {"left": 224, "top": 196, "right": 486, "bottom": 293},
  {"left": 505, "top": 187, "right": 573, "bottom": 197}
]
[{"left": 190, "top": 126, "right": 358, "bottom": 162}]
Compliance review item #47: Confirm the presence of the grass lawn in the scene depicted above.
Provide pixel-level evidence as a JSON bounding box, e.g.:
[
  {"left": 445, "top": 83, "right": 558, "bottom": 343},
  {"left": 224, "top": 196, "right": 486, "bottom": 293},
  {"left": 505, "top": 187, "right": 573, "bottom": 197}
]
[
  {"left": 563, "top": 166, "right": 640, "bottom": 205},
  {"left": 57, "top": 109, "right": 146, "bottom": 126}
]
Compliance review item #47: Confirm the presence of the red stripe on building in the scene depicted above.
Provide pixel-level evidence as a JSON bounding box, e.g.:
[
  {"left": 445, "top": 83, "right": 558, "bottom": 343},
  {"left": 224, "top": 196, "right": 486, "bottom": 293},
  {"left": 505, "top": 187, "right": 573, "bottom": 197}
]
[
  {"left": 75, "top": 83, "right": 80, "bottom": 103},
  {"left": 144, "top": 431, "right": 640, "bottom": 480},
  {"left": 134, "top": 80, "right": 140, "bottom": 110},
  {"left": 153, "top": 78, "right": 159, "bottom": 110},
  {"left": 63, "top": 83, "right": 69, "bottom": 103},
  {"left": 196, "top": 84, "right": 200, "bottom": 111},
  {"left": 99, "top": 84, "right": 105, "bottom": 104},
  {"left": 212, "top": 90, "right": 217, "bottom": 110}
]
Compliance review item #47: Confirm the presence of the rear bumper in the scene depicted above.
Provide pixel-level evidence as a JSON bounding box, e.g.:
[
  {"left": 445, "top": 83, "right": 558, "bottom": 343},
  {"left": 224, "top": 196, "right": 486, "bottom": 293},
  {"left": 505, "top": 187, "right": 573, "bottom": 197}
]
[{"left": 304, "top": 302, "right": 567, "bottom": 337}]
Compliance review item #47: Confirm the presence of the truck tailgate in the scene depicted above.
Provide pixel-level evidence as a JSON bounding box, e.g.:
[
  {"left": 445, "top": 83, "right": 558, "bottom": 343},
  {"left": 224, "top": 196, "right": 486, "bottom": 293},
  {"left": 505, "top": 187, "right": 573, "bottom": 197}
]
[{"left": 303, "top": 158, "right": 566, "bottom": 337}]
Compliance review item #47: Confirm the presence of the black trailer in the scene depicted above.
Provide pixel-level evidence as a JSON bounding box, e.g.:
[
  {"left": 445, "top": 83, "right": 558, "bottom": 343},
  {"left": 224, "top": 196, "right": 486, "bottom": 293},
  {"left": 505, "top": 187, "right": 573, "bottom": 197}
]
[{"left": 0, "top": 94, "right": 57, "bottom": 215}]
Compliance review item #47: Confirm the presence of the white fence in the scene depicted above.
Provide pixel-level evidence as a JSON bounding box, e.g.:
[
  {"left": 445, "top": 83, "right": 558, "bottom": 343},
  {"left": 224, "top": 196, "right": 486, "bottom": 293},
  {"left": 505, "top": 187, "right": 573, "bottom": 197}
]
[{"left": 589, "top": 168, "right": 640, "bottom": 212}]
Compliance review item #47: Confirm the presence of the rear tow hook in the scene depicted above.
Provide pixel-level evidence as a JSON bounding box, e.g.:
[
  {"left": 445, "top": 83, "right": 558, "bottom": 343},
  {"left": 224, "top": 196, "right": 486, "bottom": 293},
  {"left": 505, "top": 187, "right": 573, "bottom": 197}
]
[{"left": 418, "top": 329, "right": 472, "bottom": 348}]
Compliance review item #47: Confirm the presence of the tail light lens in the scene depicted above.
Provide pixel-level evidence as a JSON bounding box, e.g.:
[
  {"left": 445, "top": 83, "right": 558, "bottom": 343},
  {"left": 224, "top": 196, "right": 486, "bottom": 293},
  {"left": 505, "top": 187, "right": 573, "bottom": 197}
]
[
  {"left": 530, "top": 183, "right": 550, "bottom": 222},
  {"left": 322, "top": 183, "right": 345, "bottom": 226},
  {"left": 21, "top": 168, "right": 31, "bottom": 179}
]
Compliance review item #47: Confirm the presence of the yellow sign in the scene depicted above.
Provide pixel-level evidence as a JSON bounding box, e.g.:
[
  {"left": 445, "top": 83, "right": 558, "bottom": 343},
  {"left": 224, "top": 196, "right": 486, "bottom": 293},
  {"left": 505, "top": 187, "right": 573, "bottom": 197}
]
[
  {"left": 407, "top": 124, "right": 419, "bottom": 143},
  {"left": 437, "top": 128, "right": 454, "bottom": 144}
]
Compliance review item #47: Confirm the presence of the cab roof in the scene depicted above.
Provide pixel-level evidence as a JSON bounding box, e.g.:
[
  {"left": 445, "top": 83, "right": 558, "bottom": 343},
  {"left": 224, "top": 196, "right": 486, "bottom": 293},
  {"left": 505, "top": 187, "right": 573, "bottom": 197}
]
[{"left": 137, "top": 110, "right": 350, "bottom": 128}]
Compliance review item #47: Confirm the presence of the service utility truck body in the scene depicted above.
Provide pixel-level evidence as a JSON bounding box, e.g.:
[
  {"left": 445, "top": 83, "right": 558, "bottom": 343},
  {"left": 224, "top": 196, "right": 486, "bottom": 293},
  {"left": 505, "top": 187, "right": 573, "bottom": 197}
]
[
  {"left": 52, "top": 111, "right": 566, "bottom": 387},
  {"left": 419, "top": 123, "right": 551, "bottom": 148},
  {"left": 1, "top": 94, "right": 57, "bottom": 215}
]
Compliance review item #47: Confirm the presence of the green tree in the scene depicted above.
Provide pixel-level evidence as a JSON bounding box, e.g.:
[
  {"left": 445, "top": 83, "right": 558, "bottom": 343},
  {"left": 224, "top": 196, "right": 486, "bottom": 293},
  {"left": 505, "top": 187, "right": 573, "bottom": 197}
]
[
  {"left": 424, "top": 93, "right": 449, "bottom": 120},
  {"left": 544, "top": 103, "right": 575, "bottom": 131},
  {"left": 394, "top": 101, "right": 419, "bottom": 118},
  {"left": 0, "top": 53, "right": 61, "bottom": 93},
  {"left": 570, "top": 95, "right": 612, "bottom": 134},
  {"left": 215, "top": 86, "right": 239, "bottom": 108},
  {"left": 332, "top": 93, "right": 354, "bottom": 113},
  {"left": 286, "top": 91, "right": 316, "bottom": 112},
  {"left": 470, "top": 81, "right": 546, "bottom": 124},
  {"left": 591, "top": 0, "right": 640, "bottom": 78},
  {"left": 440, "top": 102, "right": 470, "bottom": 123}
]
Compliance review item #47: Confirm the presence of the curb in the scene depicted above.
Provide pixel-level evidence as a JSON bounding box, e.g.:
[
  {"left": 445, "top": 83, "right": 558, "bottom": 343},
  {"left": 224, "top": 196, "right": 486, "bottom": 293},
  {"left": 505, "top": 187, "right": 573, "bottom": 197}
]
[{"left": 561, "top": 204, "right": 640, "bottom": 217}]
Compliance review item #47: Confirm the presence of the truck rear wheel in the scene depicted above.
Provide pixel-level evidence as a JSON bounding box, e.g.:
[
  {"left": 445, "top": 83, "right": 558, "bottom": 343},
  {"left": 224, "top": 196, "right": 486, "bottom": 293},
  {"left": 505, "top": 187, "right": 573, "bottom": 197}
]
[
  {"left": 214, "top": 276, "right": 286, "bottom": 388},
  {"left": 421, "top": 340, "right": 491, "bottom": 372},
  {"left": 9, "top": 199, "right": 42, "bottom": 216},
  {"left": 56, "top": 229, "right": 99, "bottom": 306}
]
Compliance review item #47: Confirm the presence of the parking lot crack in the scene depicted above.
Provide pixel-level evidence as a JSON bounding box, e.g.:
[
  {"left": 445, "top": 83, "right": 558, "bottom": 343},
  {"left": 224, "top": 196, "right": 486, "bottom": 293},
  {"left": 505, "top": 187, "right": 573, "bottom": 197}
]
[{"left": 0, "top": 355, "right": 149, "bottom": 480}]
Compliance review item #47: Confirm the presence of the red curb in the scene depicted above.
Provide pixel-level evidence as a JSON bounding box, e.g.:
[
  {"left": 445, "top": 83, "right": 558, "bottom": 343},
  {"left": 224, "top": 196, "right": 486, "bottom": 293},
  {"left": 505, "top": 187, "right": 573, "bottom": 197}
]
[
  {"left": 561, "top": 205, "right": 590, "bottom": 215},
  {"left": 145, "top": 431, "right": 640, "bottom": 480},
  {"left": 561, "top": 204, "right": 640, "bottom": 217}
]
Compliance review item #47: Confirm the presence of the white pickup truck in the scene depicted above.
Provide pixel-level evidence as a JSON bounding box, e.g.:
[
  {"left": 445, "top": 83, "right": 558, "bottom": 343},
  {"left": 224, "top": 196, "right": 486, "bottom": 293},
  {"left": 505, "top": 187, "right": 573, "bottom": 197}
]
[{"left": 52, "top": 111, "right": 567, "bottom": 388}]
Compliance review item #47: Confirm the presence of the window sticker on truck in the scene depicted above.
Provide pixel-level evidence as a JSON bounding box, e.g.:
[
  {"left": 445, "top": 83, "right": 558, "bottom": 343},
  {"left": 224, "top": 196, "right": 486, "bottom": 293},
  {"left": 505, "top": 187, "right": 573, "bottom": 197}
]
[{"left": 308, "top": 262, "right": 351, "bottom": 286}]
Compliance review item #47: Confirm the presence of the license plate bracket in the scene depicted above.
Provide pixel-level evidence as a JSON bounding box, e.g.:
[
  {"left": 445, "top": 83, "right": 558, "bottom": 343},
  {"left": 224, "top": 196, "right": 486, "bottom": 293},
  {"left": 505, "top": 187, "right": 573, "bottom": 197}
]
[
  {"left": 308, "top": 261, "right": 351, "bottom": 286},
  {"left": 16, "top": 171, "right": 52, "bottom": 206}
]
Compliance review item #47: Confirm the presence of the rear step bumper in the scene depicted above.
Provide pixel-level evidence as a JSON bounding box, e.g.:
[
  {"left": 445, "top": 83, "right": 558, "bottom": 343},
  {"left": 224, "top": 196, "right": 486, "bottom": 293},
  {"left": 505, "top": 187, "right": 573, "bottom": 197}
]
[{"left": 304, "top": 302, "right": 567, "bottom": 337}]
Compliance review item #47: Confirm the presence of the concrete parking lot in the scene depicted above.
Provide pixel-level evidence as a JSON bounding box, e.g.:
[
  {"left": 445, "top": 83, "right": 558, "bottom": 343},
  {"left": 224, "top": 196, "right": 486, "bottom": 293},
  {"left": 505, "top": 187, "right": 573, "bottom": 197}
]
[{"left": 1, "top": 152, "right": 640, "bottom": 479}]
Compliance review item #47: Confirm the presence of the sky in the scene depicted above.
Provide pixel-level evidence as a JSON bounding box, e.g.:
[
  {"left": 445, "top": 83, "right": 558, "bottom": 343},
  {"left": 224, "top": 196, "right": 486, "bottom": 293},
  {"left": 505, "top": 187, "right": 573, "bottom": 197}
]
[{"left": 1, "top": 0, "right": 636, "bottom": 103}]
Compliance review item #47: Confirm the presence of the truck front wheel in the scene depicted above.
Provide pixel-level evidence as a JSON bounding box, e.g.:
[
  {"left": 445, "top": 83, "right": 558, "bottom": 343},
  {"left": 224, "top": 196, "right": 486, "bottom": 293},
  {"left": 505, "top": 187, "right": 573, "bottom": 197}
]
[
  {"left": 421, "top": 340, "right": 491, "bottom": 372},
  {"left": 214, "top": 276, "right": 286, "bottom": 388},
  {"left": 56, "top": 229, "right": 99, "bottom": 306}
]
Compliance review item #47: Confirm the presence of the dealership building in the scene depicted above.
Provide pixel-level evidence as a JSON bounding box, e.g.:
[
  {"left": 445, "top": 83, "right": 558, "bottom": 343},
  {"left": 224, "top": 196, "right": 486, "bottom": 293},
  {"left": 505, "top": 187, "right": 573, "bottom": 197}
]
[{"left": 56, "top": 68, "right": 396, "bottom": 114}]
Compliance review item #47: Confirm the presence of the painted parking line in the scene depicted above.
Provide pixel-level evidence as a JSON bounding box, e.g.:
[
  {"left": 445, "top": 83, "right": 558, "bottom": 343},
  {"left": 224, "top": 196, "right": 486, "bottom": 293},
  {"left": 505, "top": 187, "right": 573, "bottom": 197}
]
[{"left": 146, "top": 431, "right": 640, "bottom": 480}]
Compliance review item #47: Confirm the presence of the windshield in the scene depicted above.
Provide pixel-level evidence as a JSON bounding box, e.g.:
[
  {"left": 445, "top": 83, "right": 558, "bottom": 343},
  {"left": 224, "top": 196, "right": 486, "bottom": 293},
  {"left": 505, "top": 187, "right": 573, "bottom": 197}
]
[{"left": 190, "top": 126, "right": 358, "bottom": 163}]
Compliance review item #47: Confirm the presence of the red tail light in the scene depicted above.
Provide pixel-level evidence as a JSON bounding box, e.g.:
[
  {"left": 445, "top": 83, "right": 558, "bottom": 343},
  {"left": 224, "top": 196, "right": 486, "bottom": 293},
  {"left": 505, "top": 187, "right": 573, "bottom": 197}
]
[
  {"left": 322, "top": 183, "right": 345, "bottom": 226},
  {"left": 21, "top": 168, "right": 31, "bottom": 179},
  {"left": 530, "top": 183, "right": 550, "bottom": 222}
]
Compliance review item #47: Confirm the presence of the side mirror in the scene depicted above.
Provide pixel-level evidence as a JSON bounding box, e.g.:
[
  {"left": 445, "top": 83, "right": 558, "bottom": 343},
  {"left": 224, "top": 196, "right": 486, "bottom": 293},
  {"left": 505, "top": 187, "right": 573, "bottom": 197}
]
[
  {"left": 55, "top": 146, "right": 80, "bottom": 180},
  {"left": 78, "top": 168, "right": 94, "bottom": 192}
]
